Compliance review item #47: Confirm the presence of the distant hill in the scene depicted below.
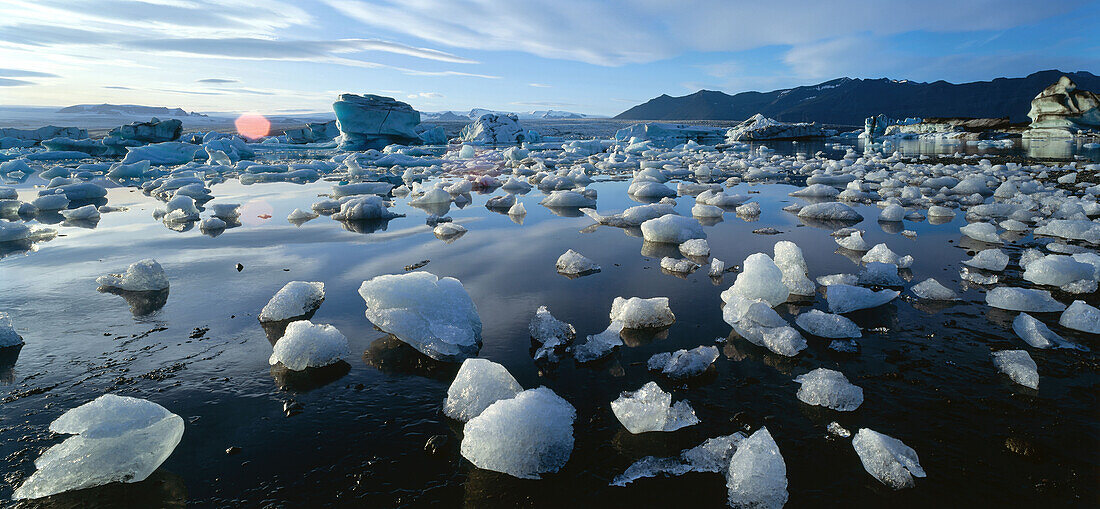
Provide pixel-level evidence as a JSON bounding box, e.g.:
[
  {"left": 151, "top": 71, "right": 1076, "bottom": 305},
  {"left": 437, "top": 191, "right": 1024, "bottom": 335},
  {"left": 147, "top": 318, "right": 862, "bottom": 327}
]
[
  {"left": 57, "top": 104, "right": 208, "bottom": 117},
  {"left": 614, "top": 70, "right": 1100, "bottom": 125}
]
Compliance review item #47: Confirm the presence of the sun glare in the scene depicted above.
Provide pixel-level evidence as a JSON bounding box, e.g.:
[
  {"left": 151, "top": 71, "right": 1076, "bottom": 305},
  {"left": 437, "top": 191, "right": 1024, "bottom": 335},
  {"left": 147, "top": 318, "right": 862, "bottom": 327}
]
[{"left": 234, "top": 113, "right": 270, "bottom": 140}]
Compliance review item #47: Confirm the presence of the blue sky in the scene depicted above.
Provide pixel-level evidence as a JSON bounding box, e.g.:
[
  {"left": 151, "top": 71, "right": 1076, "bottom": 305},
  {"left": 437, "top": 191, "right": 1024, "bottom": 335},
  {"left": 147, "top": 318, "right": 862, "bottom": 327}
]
[{"left": 1, "top": 0, "right": 1097, "bottom": 116}]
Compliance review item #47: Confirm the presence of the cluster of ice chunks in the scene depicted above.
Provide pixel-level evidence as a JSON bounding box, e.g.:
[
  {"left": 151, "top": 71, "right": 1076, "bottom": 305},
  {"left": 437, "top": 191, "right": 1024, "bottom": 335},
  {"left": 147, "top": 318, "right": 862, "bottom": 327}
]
[
  {"left": 647, "top": 345, "right": 720, "bottom": 379},
  {"left": 611, "top": 432, "right": 747, "bottom": 486},
  {"left": 609, "top": 296, "right": 675, "bottom": 329},
  {"left": 794, "top": 368, "right": 864, "bottom": 411},
  {"left": 268, "top": 320, "right": 349, "bottom": 371},
  {"left": 726, "top": 427, "right": 788, "bottom": 509},
  {"left": 528, "top": 306, "right": 575, "bottom": 362},
  {"left": 96, "top": 259, "right": 169, "bottom": 292},
  {"left": 443, "top": 358, "right": 523, "bottom": 422},
  {"left": 851, "top": 429, "right": 926, "bottom": 490},
  {"left": 12, "top": 394, "right": 185, "bottom": 500},
  {"left": 358, "top": 272, "right": 482, "bottom": 362},
  {"left": 610, "top": 381, "right": 699, "bottom": 434},
  {"left": 556, "top": 249, "right": 600, "bottom": 276},
  {"left": 259, "top": 281, "right": 325, "bottom": 322},
  {"left": 460, "top": 386, "right": 576, "bottom": 479}
]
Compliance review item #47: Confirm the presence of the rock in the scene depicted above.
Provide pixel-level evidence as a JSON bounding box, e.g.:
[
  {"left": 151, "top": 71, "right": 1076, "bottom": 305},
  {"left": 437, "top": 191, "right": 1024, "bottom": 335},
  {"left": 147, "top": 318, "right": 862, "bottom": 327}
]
[
  {"left": 794, "top": 368, "right": 863, "bottom": 411},
  {"left": 1025, "top": 76, "right": 1100, "bottom": 138},
  {"left": 443, "top": 358, "right": 523, "bottom": 422},
  {"left": 460, "top": 387, "right": 576, "bottom": 479},
  {"left": 459, "top": 113, "right": 527, "bottom": 144},
  {"left": 726, "top": 113, "right": 827, "bottom": 141},
  {"left": 268, "top": 320, "right": 349, "bottom": 371},
  {"left": 726, "top": 427, "right": 788, "bottom": 509},
  {"left": 852, "top": 428, "right": 925, "bottom": 489},
  {"left": 358, "top": 271, "right": 482, "bottom": 361},
  {"left": 610, "top": 381, "right": 699, "bottom": 434},
  {"left": 12, "top": 394, "right": 185, "bottom": 500},
  {"left": 333, "top": 94, "right": 422, "bottom": 150}
]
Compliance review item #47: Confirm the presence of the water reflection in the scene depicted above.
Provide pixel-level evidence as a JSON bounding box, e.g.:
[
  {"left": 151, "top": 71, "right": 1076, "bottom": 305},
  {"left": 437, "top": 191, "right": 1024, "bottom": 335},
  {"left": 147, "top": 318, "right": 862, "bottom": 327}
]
[
  {"left": 362, "top": 335, "right": 459, "bottom": 381},
  {"left": 0, "top": 345, "right": 21, "bottom": 384},
  {"left": 339, "top": 218, "right": 395, "bottom": 234},
  {"left": 96, "top": 287, "right": 169, "bottom": 316},
  {"left": 270, "top": 360, "right": 351, "bottom": 392},
  {"left": 13, "top": 469, "right": 187, "bottom": 509}
]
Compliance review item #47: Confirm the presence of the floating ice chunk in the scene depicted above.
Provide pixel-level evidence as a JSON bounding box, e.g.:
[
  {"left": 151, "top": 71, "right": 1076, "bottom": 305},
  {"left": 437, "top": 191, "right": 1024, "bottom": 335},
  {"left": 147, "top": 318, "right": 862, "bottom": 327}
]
[
  {"left": 1013, "top": 312, "right": 1081, "bottom": 349},
  {"left": 992, "top": 350, "right": 1039, "bottom": 389},
  {"left": 460, "top": 387, "right": 576, "bottom": 479},
  {"left": 985, "top": 287, "right": 1065, "bottom": 312},
  {"left": 794, "top": 368, "right": 864, "bottom": 411},
  {"left": 1059, "top": 300, "right": 1100, "bottom": 334},
  {"left": 629, "top": 180, "right": 676, "bottom": 198},
  {"left": 878, "top": 204, "right": 905, "bottom": 222},
  {"left": 32, "top": 194, "right": 69, "bottom": 211},
  {"left": 96, "top": 259, "right": 169, "bottom": 291},
  {"left": 722, "top": 253, "right": 789, "bottom": 307},
  {"left": 611, "top": 432, "right": 747, "bottom": 486},
  {"left": 836, "top": 231, "right": 870, "bottom": 251},
  {"left": 611, "top": 381, "right": 699, "bottom": 434},
  {"left": 858, "top": 262, "right": 905, "bottom": 286},
  {"left": 259, "top": 281, "right": 324, "bottom": 322},
  {"left": 735, "top": 202, "right": 761, "bottom": 216},
  {"left": 540, "top": 190, "right": 596, "bottom": 208},
  {"left": 851, "top": 429, "right": 925, "bottom": 490},
  {"left": 209, "top": 203, "right": 240, "bottom": 219},
  {"left": 790, "top": 183, "right": 839, "bottom": 198},
  {"left": 1000, "top": 219, "right": 1028, "bottom": 231},
  {"left": 556, "top": 249, "right": 600, "bottom": 275},
  {"left": 759, "top": 326, "right": 808, "bottom": 357},
  {"left": 774, "top": 241, "right": 815, "bottom": 296},
  {"left": 927, "top": 205, "right": 955, "bottom": 218},
  {"left": 794, "top": 309, "right": 860, "bottom": 338},
  {"left": 960, "top": 267, "right": 998, "bottom": 285},
  {"left": 963, "top": 249, "right": 1009, "bottom": 271},
  {"left": 1034, "top": 219, "right": 1100, "bottom": 244},
  {"left": 0, "top": 312, "right": 23, "bottom": 348},
  {"left": 861, "top": 243, "right": 911, "bottom": 268},
  {"left": 827, "top": 422, "right": 851, "bottom": 438},
  {"left": 661, "top": 257, "right": 699, "bottom": 274},
  {"left": 640, "top": 214, "right": 705, "bottom": 244},
  {"left": 691, "top": 203, "right": 724, "bottom": 217},
  {"left": 332, "top": 181, "right": 394, "bottom": 198},
  {"left": 910, "top": 278, "right": 958, "bottom": 300},
  {"left": 827, "top": 284, "right": 899, "bottom": 313},
  {"left": 573, "top": 321, "right": 624, "bottom": 362},
  {"left": 960, "top": 222, "right": 1001, "bottom": 243},
  {"left": 1022, "top": 255, "right": 1095, "bottom": 287},
  {"left": 443, "top": 358, "right": 523, "bottom": 422},
  {"left": 433, "top": 222, "right": 467, "bottom": 240},
  {"left": 359, "top": 272, "right": 482, "bottom": 361},
  {"left": 268, "top": 320, "right": 349, "bottom": 371},
  {"left": 508, "top": 201, "right": 526, "bottom": 216},
  {"left": 647, "top": 345, "right": 720, "bottom": 379},
  {"left": 797, "top": 202, "right": 863, "bottom": 221},
  {"left": 817, "top": 273, "right": 858, "bottom": 286},
  {"left": 61, "top": 204, "right": 100, "bottom": 221},
  {"left": 331, "top": 195, "right": 400, "bottom": 221},
  {"left": 609, "top": 297, "right": 675, "bottom": 329},
  {"left": 726, "top": 427, "right": 788, "bottom": 509},
  {"left": 12, "top": 394, "right": 184, "bottom": 500},
  {"left": 287, "top": 208, "right": 318, "bottom": 222},
  {"left": 709, "top": 258, "right": 726, "bottom": 277},
  {"left": 679, "top": 238, "right": 710, "bottom": 257},
  {"left": 529, "top": 306, "right": 575, "bottom": 362},
  {"left": 409, "top": 187, "right": 452, "bottom": 206},
  {"left": 199, "top": 217, "right": 226, "bottom": 231}
]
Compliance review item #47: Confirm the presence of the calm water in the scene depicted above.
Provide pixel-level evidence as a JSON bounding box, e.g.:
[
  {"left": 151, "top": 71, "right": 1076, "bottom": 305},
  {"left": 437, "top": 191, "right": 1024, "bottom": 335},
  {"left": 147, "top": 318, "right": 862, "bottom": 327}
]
[{"left": 1, "top": 131, "right": 1098, "bottom": 507}]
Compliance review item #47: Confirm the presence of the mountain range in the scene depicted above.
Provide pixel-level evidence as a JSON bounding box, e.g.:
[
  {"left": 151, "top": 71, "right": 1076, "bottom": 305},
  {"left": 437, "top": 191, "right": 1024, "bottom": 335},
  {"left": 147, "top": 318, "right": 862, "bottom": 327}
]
[
  {"left": 614, "top": 70, "right": 1100, "bottom": 125},
  {"left": 56, "top": 104, "right": 208, "bottom": 117}
]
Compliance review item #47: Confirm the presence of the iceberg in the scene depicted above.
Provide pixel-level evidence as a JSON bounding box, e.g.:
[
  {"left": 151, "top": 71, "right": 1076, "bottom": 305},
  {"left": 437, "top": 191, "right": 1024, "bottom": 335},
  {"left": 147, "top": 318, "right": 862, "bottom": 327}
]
[
  {"left": 610, "top": 381, "right": 699, "bottom": 434},
  {"left": 573, "top": 321, "right": 624, "bottom": 362},
  {"left": 459, "top": 113, "right": 528, "bottom": 144},
  {"left": 910, "top": 278, "right": 958, "bottom": 300},
  {"left": 12, "top": 394, "right": 184, "bottom": 500},
  {"left": 529, "top": 306, "right": 575, "bottom": 362},
  {"left": 679, "top": 238, "right": 710, "bottom": 257},
  {"left": 797, "top": 202, "right": 864, "bottom": 222},
  {"left": 774, "top": 241, "right": 815, "bottom": 296},
  {"left": 268, "top": 320, "right": 350, "bottom": 371},
  {"left": 611, "top": 432, "right": 747, "bottom": 486},
  {"left": 1059, "top": 300, "right": 1100, "bottom": 333},
  {"left": 333, "top": 94, "right": 422, "bottom": 150},
  {"left": 962, "top": 249, "right": 1009, "bottom": 271},
  {"left": 1013, "top": 312, "right": 1082, "bottom": 349},
  {"left": 443, "top": 358, "right": 523, "bottom": 422},
  {"left": 726, "top": 427, "right": 788, "bottom": 509},
  {"left": 460, "top": 387, "right": 575, "bottom": 479},
  {"left": 121, "top": 142, "right": 201, "bottom": 165},
  {"left": 722, "top": 253, "right": 789, "bottom": 307},
  {"left": 726, "top": 113, "right": 826, "bottom": 141},
  {"left": 985, "top": 287, "right": 1065, "bottom": 312},
  {"left": 358, "top": 272, "right": 482, "bottom": 361},
  {"left": 0, "top": 312, "right": 24, "bottom": 348}
]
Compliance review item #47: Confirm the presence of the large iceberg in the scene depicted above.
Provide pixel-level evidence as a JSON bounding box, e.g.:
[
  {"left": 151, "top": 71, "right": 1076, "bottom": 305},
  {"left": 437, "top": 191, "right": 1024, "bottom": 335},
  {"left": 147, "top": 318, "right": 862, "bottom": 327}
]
[
  {"left": 610, "top": 381, "right": 699, "bottom": 434},
  {"left": 443, "top": 358, "right": 523, "bottom": 422},
  {"left": 358, "top": 272, "right": 482, "bottom": 361},
  {"left": 1024, "top": 75, "right": 1100, "bottom": 138},
  {"left": 268, "top": 320, "right": 350, "bottom": 371},
  {"left": 726, "top": 427, "right": 788, "bottom": 509},
  {"left": 333, "top": 94, "right": 422, "bottom": 150},
  {"left": 12, "top": 394, "right": 185, "bottom": 500},
  {"left": 726, "top": 113, "right": 827, "bottom": 141},
  {"left": 851, "top": 428, "right": 926, "bottom": 489},
  {"left": 460, "top": 387, "right": 576, "bottom": 479},
  {"left": 459, "top": 113, "right": 528, "bottom": 144}
]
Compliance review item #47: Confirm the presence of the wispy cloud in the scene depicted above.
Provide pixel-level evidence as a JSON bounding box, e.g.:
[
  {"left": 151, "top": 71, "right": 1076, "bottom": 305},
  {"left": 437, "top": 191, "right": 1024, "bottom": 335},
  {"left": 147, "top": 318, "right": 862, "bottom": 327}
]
[
  {"left": 197, "top": 78, "right": 238, "bottom": 83},
  {"left": 528, "top": 82, "right": 551, "bottom": 88},
  {"left": 0, "top": 78, "right": 35, "bottom": 86},
  {"left": 408, "top": 92, "right": 443, "bottom": 98},
  {"left": 123, "top": 37, "right": 478, "bottom": 64},
  {"left": 0, "top": 68, "right": 60, "bottom": 78}
]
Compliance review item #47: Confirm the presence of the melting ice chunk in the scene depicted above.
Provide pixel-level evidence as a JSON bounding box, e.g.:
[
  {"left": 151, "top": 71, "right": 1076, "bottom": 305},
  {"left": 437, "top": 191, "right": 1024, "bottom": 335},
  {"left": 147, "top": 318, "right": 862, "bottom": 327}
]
[
  {"left": 358, "top": 272, "right": 482, "bottom": 362},
  {"left": 556, "top": 249, "right": 600, "bottom": 276},
  {"left": 794, "top": 368, "right": 864, "bottom": 411},
  {"left": 460, "top": 387, "right": 576, "bottom": 479},
  {"left": 573, "top": 321, "right": 624, "bottom": 362},
  {"left": 259, "top": 281, "right": 325, "bottom": 322},
  {"left": 0, "top": 312, "right": 24, "bottom": 348},
  {"left": 96, "top": 259, "right": 169, "bottom": 292},
  {"left": 794, "top": 309, "right": 860, "bottom": 338},
  {"left": 12, "top": 394, "right": 185, "bottom": 500},
  {"left": 826, "top": 284, "right": 899, "bottom": 313},
  {"left": 529, "top": 306, "right": 575, "bottom": 362},
  {"left": 647, "top": 345, "right": 720, "bottom": 379},
  {"left": 726, "top": 427, "right": 788, "bottom": 509},
  {"left": 910, "top": 278, "right": 958, "bottom": 300},
  {"left": 992, "top": 350, "right": 1039, "bottom": 389},
  {"left": 639, "top": 213, "right": 705, "bottom": 244},
  {"left": 1059, "top": 300, "right": 1100, "bottom": 334},
  {"left": 962, "top": 249, "right": 1009, "bottom": 271},
  {"left": 679, "top": 238, "right": 710, "bottom": 257},
  {"left": 443, "top": 358, "right": 523, "bottom": 422},
  {"left": 722, "top": 253, "right": 789, "bottom": 307},
  {"left": 774, "top": 241, "right": 815, "bottom": 296},
  {"left": 268, "top": 320, "right": 349, "bottom": 371},
  {"left": 611, "top": 432, "right": 747, "bottom": 486},
  {"left": 852, "top": 428, "right": 925, "bottom": 490},
  {"left": 610, "top": 381, "right": 699, "bottom": 434},
  {"left": 985, "top": 287, "right": 1065, "bottom": 312},
  {"left": 609, "top": 296, "right": 675, "bottom": 329},
  {"left": 1013, "top": 313, "right": 1083, "bottom": 350}
]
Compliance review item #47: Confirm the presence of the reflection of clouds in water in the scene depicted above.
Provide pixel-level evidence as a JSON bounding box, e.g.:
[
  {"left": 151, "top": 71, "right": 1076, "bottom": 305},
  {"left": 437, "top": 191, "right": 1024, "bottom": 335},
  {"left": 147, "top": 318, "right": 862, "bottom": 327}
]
[{"left": 238, "top": 199, "right": 275, "bottom": 227}]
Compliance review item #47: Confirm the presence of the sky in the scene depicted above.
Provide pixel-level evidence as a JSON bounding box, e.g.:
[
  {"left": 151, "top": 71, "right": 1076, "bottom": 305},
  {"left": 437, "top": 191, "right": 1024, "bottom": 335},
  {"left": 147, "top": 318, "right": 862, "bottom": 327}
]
[{"left": 0, "top": 0, "right": 1098, "bottom": 116}]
